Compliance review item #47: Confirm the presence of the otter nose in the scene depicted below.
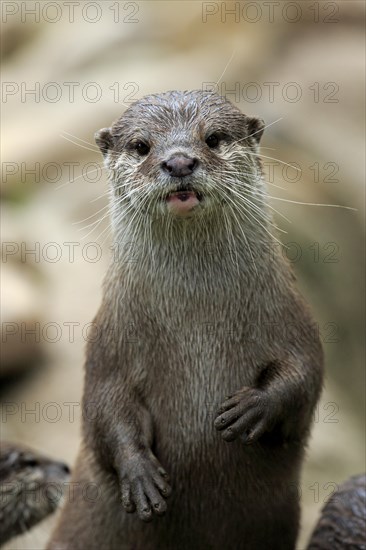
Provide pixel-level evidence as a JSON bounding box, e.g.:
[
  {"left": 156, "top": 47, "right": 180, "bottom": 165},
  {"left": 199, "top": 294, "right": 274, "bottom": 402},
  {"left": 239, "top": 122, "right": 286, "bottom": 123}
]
[{"left": 162, "top": 155, "right": 198, "bottom": 177}]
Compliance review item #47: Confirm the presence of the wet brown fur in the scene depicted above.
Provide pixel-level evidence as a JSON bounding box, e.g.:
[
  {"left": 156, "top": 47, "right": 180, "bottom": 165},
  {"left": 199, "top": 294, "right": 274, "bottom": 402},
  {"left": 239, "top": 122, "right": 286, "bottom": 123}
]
[{"left": 48, "top": 91, "right": 324, "bottom": 550}]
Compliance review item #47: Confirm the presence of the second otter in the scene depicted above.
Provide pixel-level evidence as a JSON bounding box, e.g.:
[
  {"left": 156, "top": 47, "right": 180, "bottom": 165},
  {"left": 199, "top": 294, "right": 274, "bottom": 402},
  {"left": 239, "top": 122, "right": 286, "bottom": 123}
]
[{"left": 48, "top": 90, "right": 324, "bottom": 550}]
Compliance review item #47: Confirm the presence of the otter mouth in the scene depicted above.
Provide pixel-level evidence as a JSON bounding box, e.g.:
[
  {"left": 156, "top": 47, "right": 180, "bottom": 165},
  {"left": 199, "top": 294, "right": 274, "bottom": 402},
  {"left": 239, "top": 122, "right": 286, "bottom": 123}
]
[
  {"left": 166, "top": 189, "right": 203, "bottom": 202},
  {"left": 164, "top": 186, "right": 203, "bottom": 216}
]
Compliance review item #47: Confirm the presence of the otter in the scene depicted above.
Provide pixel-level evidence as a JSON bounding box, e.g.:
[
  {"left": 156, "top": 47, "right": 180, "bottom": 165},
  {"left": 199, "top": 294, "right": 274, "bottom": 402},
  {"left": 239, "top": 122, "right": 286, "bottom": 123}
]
[
  {"left": 307, "top": 473, "right": 366, "bottom": 549},
  {"left": 0, "top": 441, "right": 70, "bottom": 546},
  {"left": 48, "top": 90, "right": 323, "bottom": 550}
]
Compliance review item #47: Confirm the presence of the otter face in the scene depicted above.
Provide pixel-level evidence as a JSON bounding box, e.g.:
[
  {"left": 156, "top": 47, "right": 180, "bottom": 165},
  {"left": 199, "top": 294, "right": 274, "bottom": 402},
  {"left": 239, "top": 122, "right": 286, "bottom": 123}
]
[
  {"left": 0, "top": 443, "right": 70, "bottom": 544},
  {"left": 95, "top": 90, "right": 265, "bottom": 220}
]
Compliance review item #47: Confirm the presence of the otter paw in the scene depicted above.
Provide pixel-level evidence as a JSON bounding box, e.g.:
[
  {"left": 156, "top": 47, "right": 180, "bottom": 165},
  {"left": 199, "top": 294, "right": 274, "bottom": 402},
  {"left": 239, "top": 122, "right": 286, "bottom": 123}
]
[
  {"left": 214, "top": 388, "right": 274, "bottom": 443},
  {"left": 119, "top": 452, "right": 171, "bottom": 522}
]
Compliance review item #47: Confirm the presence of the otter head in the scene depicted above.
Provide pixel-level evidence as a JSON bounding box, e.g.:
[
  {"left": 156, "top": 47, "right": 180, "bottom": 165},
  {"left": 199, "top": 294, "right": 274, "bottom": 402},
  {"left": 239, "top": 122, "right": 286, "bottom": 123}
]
[
  {"left": 95, "top": 90, "right": 265, "bottom": 223},
  {"left": 0, "top": 443, "right": 70, "bottom": 544}
]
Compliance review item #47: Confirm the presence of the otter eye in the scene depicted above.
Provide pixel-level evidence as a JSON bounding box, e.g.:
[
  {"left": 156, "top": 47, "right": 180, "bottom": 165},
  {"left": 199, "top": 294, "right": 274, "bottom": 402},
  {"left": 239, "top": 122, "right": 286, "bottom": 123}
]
[
  {"left": 135, "top": 141, "right": 150, "bottom": 156},
  {"left": 205, "top": 134, "right": 220, "bottom": 149},
  {"left": 22, "top": 456, "right": 38, "bottom": 467}
]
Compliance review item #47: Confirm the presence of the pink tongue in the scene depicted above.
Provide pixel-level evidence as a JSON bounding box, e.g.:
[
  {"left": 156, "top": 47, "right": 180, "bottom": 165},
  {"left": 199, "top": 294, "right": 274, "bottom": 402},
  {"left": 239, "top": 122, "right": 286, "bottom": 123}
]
[{"left": 166, "top": 191, "right": 199, "bottom": 214}]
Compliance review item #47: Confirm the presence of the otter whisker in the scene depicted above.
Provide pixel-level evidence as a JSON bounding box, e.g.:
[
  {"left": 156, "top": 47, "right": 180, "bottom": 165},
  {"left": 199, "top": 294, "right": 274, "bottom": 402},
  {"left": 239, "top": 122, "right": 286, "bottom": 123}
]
[
  {"left": 61, "top": 131, "right": 100, "bottom": 150},
  {"left": 73, "top": 204, "right": 110, "bottom": 226},
  {"left": 213, "top": 173, "right": 283, "bottom": 226},
  {"left": 55, "top": 164, "right": 107, "bottom": 191},
  {"left": 222, "top": 208, "right": 241, "bottom": 276},
  {"left": 211, "top": 168, "right": 287, "bottom": 191},
  {"left": 245, "top": 151, "right": 302, "bottom": 173},
  {"left": 90, "top": 189, "right": 110, "bottom": 203},
  {"left": 218, "top": 181, "right": 285, "bottom": 247},
  {"left": 218, "top": 190, "right": 259, "bottom": 276},
  {"left": 247, "top": 117, "right": 283, "bottom": 141},
  {"left": 77, "top": 212, "right": 111, "bottom": 233},
  {"left": 267, "top": 196, "right": 357, "bottom": 211},
  {"left": 230, "top": 118, "right": 283, "bottom": 147},
  {"left": 218, "top": 176, "right": 292, "bottom": 226},
  {"left": 111, "top": 189, "right": 152, "bottom": 245},
  {"left": 80, "top": 207, "right": 115, "bottom": 241},
  {"left": 115, "top": 195, "right": 152, "bottom": 251},
  {"left": 213, "top": 184, "right": 259, "bottom": 256},
  {"left": 216, "top": 48, "right": 236, "bottom": 86},
  {"left": 59, "top": 134, "right": 101, "bottom": 154}
]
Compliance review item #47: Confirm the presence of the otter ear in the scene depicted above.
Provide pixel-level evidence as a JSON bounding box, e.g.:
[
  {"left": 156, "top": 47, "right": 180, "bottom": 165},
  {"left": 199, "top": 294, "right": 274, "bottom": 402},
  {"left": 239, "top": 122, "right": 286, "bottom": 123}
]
[
  {"left": 95, "top": 127, "right": 113, "bottom": 156},
  {"left": 246, "top": 117, "right": 265, "bottom": 143}
]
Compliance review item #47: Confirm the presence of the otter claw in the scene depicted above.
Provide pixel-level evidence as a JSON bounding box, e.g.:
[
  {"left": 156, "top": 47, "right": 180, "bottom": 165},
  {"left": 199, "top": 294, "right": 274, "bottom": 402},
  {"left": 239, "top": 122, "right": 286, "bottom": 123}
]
[
  {"left": 214, "top": 388, "right": 272, "bottom": 443},
  {"left": 119, "top": 453, "right": 171, "bottom": 521}
]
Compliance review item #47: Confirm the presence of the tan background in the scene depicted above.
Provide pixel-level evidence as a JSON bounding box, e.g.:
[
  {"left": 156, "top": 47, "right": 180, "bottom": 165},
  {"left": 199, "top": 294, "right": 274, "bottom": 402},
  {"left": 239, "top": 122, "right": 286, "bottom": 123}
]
[{"left": 1, "top": 1, "right": 365, "bottom": 548}]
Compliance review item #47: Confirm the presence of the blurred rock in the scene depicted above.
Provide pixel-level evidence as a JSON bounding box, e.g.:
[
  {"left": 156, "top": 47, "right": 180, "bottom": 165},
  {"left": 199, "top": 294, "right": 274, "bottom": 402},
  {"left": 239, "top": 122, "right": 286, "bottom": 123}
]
[{"left": 0, "top": 261, "right": 44, "bottom": 380}]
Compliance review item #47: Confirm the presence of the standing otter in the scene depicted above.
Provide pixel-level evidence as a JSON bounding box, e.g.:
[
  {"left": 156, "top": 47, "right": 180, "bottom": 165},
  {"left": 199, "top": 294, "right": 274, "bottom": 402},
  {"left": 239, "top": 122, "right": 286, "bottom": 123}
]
[
  {"left": 48, "top": 90, "right": 323, "bottom": 550},
  {"left": 0, "top": 442, "right": 70, "bottom": 546}
]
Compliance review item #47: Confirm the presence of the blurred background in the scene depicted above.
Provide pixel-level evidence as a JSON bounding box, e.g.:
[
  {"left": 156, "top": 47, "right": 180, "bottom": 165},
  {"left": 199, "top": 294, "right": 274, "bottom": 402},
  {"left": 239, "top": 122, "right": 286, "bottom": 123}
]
[{"left": 1, "top": 1, "right": 365, "bottom": 548}]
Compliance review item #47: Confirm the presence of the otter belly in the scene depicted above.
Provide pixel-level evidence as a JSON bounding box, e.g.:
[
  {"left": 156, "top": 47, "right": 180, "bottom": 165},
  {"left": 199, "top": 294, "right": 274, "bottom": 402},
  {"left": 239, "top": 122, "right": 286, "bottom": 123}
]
[
  {"left": 80, "top": 438, "right": 301, "bottom": 550},
  {"left": 131, "top": 349, "right": 302, "bottom": 549}
]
